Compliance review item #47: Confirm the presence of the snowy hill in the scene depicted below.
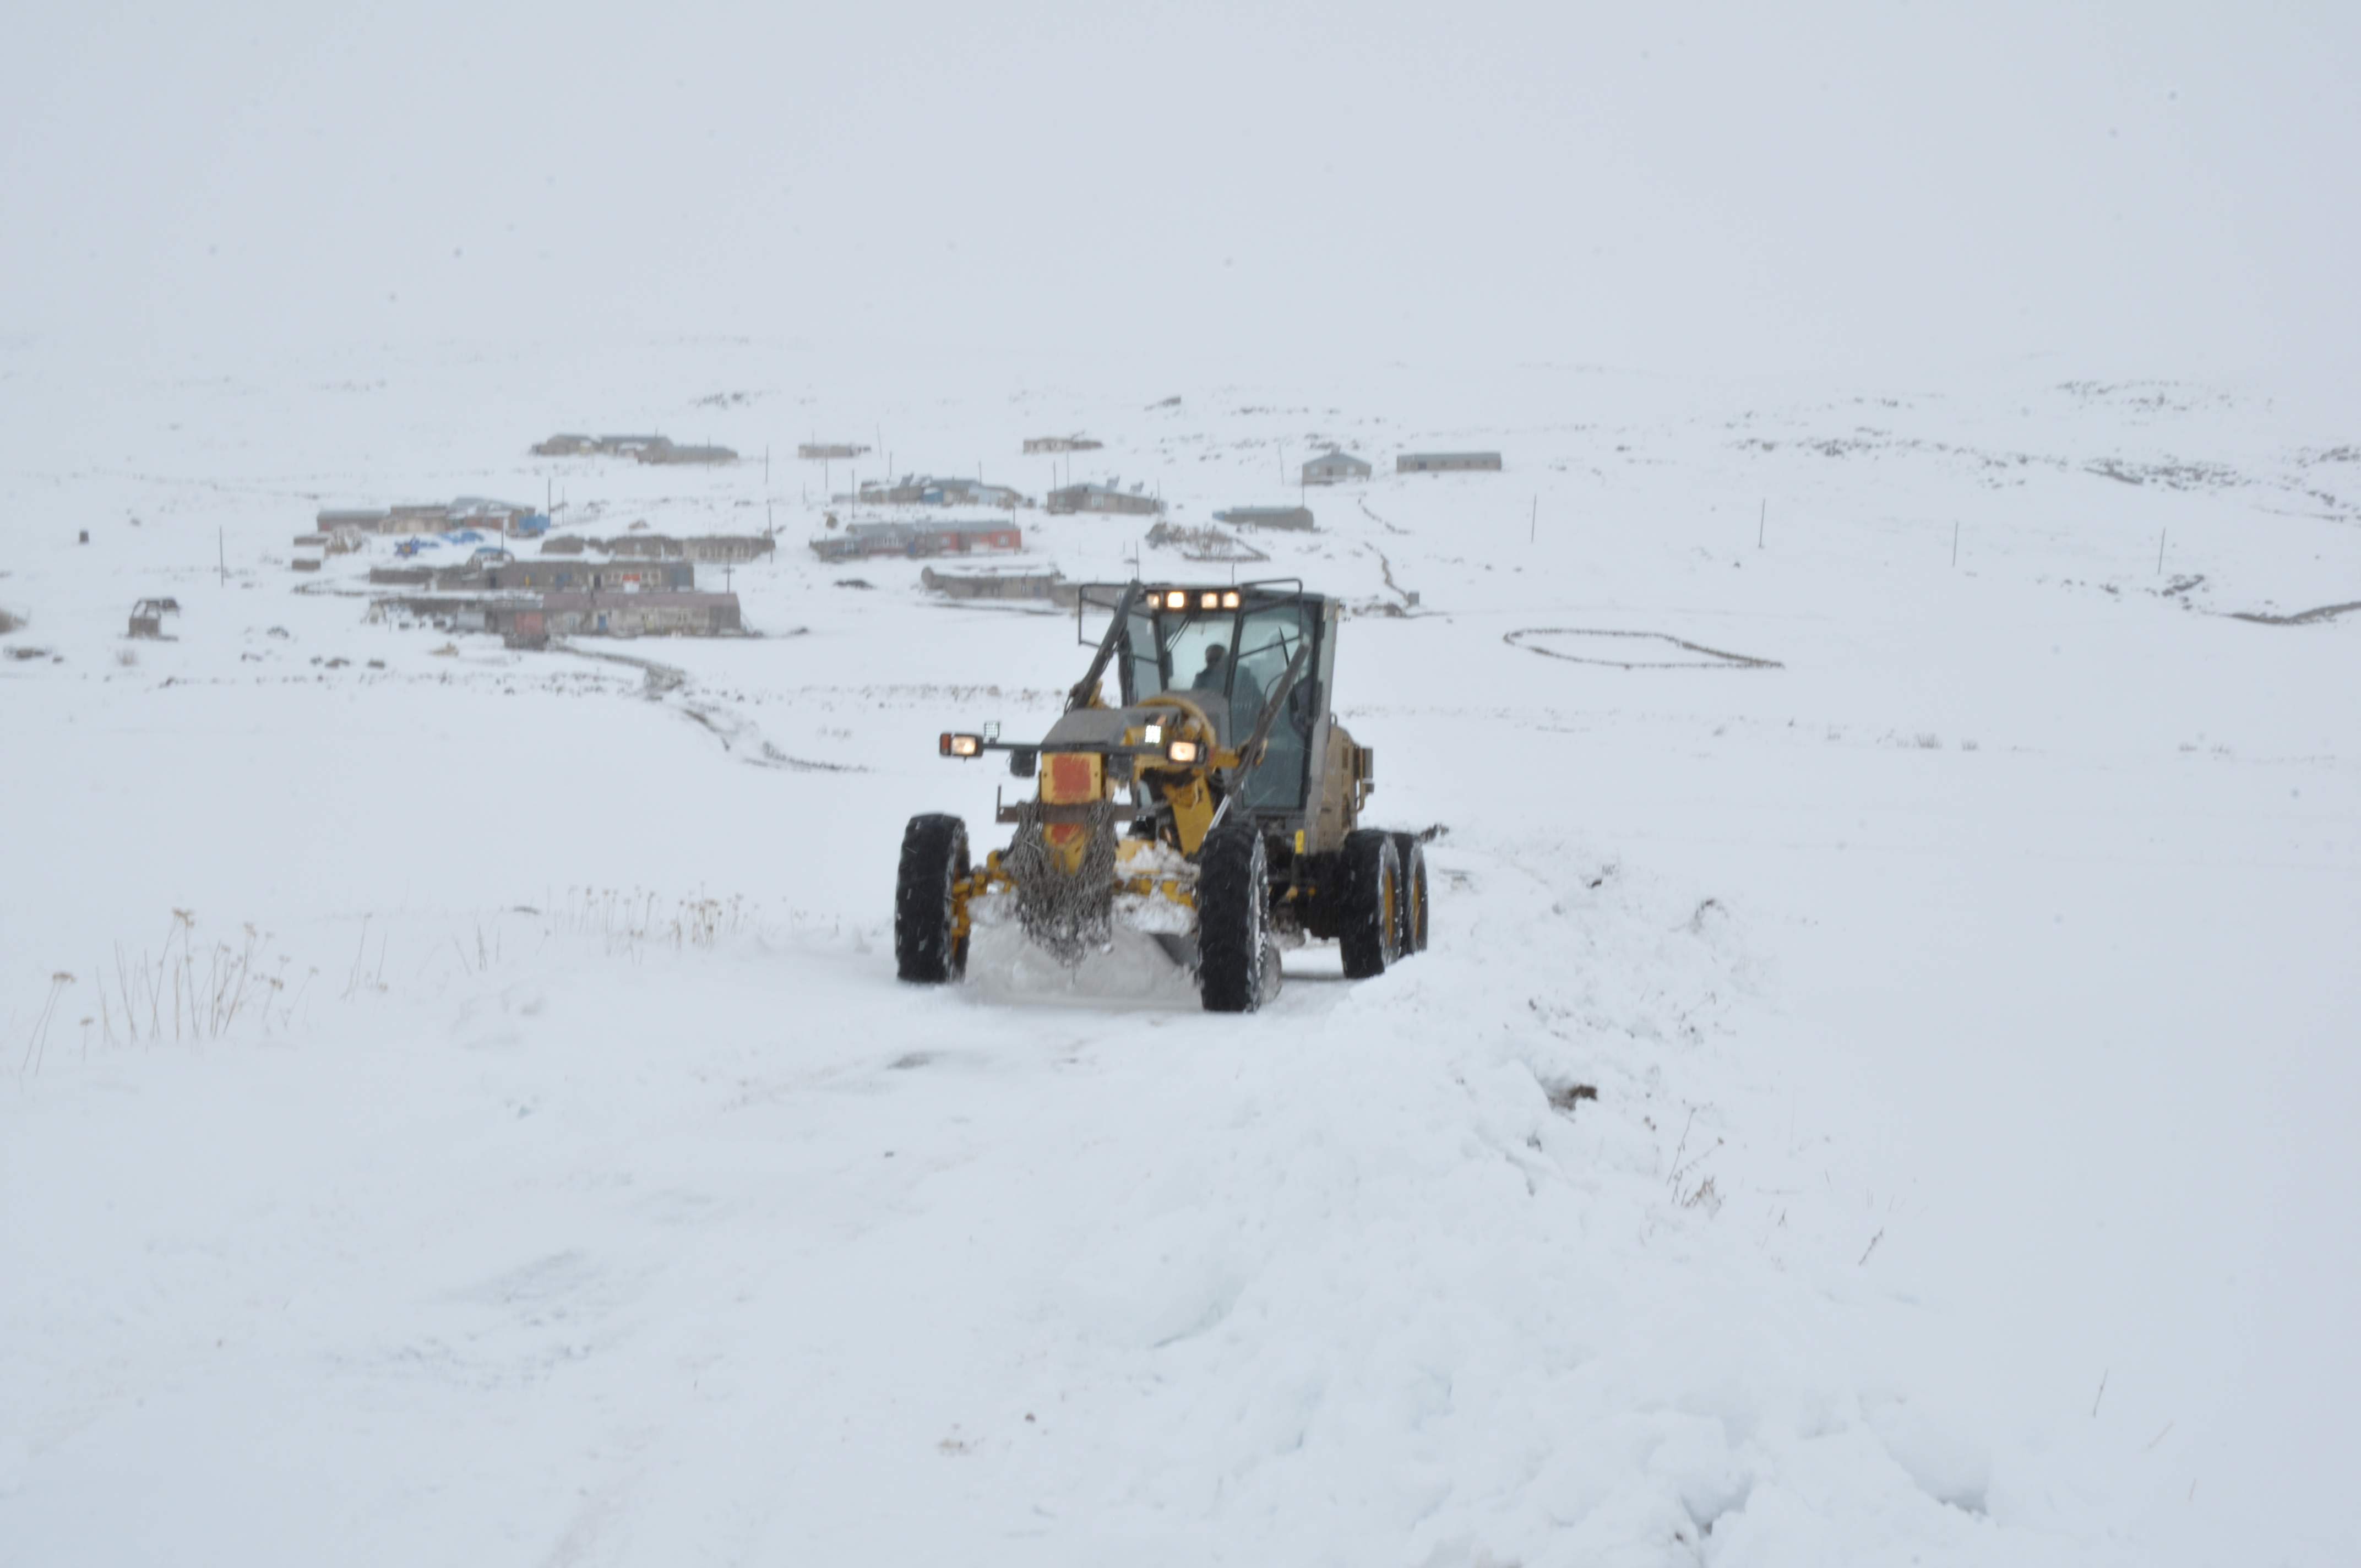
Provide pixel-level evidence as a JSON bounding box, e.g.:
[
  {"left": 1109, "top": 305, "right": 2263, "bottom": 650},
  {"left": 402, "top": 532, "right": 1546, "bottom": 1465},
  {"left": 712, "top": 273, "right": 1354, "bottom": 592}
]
[{"left": 2, "top": 339, "right": 2353, "bottom": 1567}]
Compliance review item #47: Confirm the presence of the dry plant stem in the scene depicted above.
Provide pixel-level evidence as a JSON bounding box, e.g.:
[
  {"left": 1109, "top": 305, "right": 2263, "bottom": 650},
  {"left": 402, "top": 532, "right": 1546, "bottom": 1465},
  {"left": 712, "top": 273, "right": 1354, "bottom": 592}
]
[
  {"left": 342, "top": 917, "right": 374, "bottom": 1002},
  {"left": 30, "top": 898, "right": 757, "bottom": 1068},
  {"left": 21, "top": 973, "right": 74, "bottom": 1074}
]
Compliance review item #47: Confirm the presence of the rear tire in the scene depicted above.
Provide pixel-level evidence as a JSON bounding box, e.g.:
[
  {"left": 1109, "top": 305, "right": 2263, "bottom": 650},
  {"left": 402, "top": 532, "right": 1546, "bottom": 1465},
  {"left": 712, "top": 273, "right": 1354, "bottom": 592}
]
[
  {"left": 1339, "top": 828, "right": 1401, "bottom": 979},
  {"left": 1195, "top": 820, "right": 1269, "bottom": 1013},
  {"left": 1389, "top": 831, "right": 1429, "bottom": 956},
  {"left": 895, "top": 813, "right": 971, "bottom": 983}
]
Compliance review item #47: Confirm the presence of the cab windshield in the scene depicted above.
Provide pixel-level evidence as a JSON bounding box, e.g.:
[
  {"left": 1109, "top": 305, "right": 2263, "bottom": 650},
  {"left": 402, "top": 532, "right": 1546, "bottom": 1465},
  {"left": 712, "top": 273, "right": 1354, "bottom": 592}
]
[{"left": 1120, "top": 598, "right": 1315, "bottom": 813}]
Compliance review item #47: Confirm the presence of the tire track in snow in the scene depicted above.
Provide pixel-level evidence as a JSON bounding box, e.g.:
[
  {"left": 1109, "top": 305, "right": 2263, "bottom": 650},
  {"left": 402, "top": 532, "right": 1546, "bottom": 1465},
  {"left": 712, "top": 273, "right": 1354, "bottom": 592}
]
[{"left": 555, "top": 640, "right": 867, "bottom": 773}]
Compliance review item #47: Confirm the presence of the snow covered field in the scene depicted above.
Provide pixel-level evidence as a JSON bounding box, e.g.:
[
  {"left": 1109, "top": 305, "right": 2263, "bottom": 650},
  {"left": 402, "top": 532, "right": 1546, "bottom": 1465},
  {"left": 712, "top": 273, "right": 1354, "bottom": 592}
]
[
  {"left": 7, "top": 3, "right": 2358, "bottom": 1563},
  {"left": 3, "top": 339, "right": 2353, "bottom": 1567}
]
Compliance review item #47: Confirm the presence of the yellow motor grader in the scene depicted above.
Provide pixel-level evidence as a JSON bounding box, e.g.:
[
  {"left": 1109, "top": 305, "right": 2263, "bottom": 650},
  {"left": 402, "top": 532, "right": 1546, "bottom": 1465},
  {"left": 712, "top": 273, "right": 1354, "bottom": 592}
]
[{"left": 894, "top": 579, "right": 1429, "bottom": 1011}]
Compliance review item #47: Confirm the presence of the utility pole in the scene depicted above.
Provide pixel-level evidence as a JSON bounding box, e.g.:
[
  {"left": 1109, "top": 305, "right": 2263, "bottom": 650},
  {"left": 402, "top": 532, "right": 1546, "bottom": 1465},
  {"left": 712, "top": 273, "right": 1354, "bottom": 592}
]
[
  {"left": 1530, "top": 496, "right": 1536, "bottom": 544},
  {"left": 1951, "top": 520, "right": 1960, "bottom": 568},
  {"left": 1758, "top": 499, "right": 1766, "bottom": 549},
  {"left": 218, "top": 527, "right": 226, "bottom": 587},
  {"left": 2157, "top": 528, "right": 2167, "bottom": 574}
]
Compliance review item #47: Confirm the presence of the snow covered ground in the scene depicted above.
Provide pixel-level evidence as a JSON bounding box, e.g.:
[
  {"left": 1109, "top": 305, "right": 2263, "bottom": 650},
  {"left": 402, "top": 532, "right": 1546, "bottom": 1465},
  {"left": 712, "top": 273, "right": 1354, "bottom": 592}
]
[
  {"left": 2, "top": 337, "right": 2354, "bottom": 1566},
  {"left": 7, "top": 1, "right": 2359, "bottom": 1560}
]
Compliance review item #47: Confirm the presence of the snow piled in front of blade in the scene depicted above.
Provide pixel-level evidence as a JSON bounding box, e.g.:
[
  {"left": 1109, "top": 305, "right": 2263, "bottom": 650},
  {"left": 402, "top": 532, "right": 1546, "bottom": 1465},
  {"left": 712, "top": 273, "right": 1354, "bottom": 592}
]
[{"left": 964, "top": 918, "right": 1199, "bottom": 1008}]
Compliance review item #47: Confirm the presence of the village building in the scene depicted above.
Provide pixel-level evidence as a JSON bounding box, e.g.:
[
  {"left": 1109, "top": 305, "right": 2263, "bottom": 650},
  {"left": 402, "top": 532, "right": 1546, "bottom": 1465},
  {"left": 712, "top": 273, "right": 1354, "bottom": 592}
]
[
  {"left": 1397, "top": 451, "right": 1503, "bottom": 472},
  {"left": 317, "top": 498, "right": 546, "bottom": 536},
  {"left": 523, "top": 591, "right": 742, "bottom": 638},
  {"left": 797, "top": 442, "right": 870, "bottom": 460},
  {"left": 809, "top": 520, "right": 1024, "bottom": 562},
  {"left": 920, "top": 567, "right": 1080, "bottom": 607},
  {"left": 635, "top": 442, "right": 736, "bottom": 466},
  {"left": 851, "top": 474, "right": 1031, "bottom": 509},
  {"left": 492, "top": 559, "right": 694, "bottom": 591},
  {"left": 1302, "top": 449, "right": 1373, "bottom": 485},
  {"left": 531, "top": 433, "right": 676, "bottom": 459},
  {"left": 1046, "top": 482, "right": 1165, "bottom": 517},
  {"left": 1023, "top": 435, "right": 1104, "bottom": 454},
  {"left": 318, "top": 507, "right": 391, "bottom": 532},
  {"left": 1213, "top": 505, "right": 1316, "bottom": 532},
  {"left": 539, "top": 533, "right": 775, "bottom": 564},
  {"left": 372, "top": 558, "right": 697, "bottom": 592},
  {"left": 369, "top": 590, "right": 742, "bottom": 640}
]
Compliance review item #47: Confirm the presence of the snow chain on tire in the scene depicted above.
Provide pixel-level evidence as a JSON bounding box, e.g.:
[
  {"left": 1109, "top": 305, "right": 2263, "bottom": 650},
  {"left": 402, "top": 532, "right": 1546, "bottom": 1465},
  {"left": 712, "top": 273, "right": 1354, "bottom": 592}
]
[
  {"left": 895, "top": 814, "right": 971, "bottom": 983},
  {"left": 1389, "top": 831, "right": 1429, "bottom": 956},
  {"left": 1005, "top": 797, "right": 1120, "bottom": 967}
]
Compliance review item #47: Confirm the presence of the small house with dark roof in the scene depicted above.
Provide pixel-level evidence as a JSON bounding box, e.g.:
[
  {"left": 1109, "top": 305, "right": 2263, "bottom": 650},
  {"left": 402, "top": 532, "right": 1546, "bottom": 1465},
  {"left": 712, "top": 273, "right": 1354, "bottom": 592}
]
[{"left": 1301, "top": 449, "right": 1372, "bottom": 485}]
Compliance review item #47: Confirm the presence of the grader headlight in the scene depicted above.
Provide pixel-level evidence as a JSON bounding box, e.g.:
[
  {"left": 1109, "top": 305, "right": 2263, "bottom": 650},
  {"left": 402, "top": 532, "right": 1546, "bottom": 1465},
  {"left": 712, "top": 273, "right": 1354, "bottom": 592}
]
[
  {"left": 1221, "top": 590, "right": 1241, "bottom": 608},
  {"left": 1142, "top": 723, "right": 1163, "bottom": 745},
  {"left": 1164, "top": 589, "right": 1188, "bottom": 610},
  {"left": 941, "top": 732, "right": 983, "bottom": 758},
  {"left": 1166, "top": 739, "right": 1202, "bottom": 765}
]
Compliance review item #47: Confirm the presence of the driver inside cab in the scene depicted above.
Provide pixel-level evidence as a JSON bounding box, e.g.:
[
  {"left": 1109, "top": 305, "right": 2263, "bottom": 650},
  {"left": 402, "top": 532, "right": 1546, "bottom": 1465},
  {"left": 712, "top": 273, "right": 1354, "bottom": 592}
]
[{"left": 1190, "top": 643, "right": 1266, "bottom": 744}]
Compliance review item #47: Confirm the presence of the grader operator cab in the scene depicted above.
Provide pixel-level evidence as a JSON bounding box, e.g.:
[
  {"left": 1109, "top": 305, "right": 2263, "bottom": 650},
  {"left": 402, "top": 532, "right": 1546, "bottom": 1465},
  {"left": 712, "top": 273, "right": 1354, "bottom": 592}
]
[{"left": 894, "top": 579, "right": 1429, "bottom": 1012}]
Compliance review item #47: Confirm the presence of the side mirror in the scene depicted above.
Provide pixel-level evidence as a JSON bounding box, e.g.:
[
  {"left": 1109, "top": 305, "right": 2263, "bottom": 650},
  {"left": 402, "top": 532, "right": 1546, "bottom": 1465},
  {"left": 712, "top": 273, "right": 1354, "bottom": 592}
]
[{"left": 1009, "top": 747, "right": 1037, "bottom": 778}]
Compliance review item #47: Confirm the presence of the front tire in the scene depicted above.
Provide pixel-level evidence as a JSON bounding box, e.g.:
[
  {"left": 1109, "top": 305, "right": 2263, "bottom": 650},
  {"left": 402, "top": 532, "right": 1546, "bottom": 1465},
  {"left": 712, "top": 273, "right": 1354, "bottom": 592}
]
[
  {"left": 895, "top": 814, "right": 971, "bottom": 983},
  {"left": 1339, "top": 828, "right": 1401, "bottom": 979},
  {"left": 1195, "top": 820, "right": 1269, "bottom": 1013}
]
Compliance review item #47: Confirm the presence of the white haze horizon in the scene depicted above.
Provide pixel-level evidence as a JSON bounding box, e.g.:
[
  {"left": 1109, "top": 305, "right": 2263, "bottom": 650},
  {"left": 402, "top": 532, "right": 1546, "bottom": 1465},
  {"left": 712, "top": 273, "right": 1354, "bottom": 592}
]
[{"left": 5, "top": 0, "right": 2358, "bottom": 382}]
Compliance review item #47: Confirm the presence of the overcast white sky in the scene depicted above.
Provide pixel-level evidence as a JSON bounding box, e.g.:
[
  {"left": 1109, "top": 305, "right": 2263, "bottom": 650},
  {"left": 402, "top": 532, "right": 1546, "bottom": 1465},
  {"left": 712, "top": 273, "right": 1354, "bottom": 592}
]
[{"left": 3, "top": 0, "right": 2354, "bottom": 377}]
